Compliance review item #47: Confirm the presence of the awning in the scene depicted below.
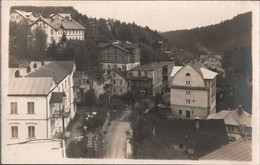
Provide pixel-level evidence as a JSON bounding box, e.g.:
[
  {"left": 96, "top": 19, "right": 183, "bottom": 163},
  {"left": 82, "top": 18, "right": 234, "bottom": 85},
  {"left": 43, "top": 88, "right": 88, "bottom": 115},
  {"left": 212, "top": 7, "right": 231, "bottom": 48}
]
[{"left": 50, "top": 92, "right": 66, "bottom": 104}]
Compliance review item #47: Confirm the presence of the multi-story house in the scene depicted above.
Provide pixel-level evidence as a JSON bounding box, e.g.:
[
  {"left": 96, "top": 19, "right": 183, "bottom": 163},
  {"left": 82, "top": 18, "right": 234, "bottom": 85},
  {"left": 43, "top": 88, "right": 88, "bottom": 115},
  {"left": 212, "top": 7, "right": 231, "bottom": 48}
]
[
  {"left": 97, "top": 41, "right": 140, "bottom": 71},
  {"left": 207, "top": 105, "right": 252, "bottom": 142},
  {"left": 30, "top": 14, "right": 85, "bottom": 45},
  {"left": 73, "top": 71, "right": 90, "bottom": 102},
  {"left": 10, "top": 9, "right": 36, "bottom": 23},
  {"left": 130, "top": 61, "right": 175, "bottom": 97},
  {"left": 6, "top": 61, "right": 76, "bottom": 145},
  {"left": 7, "top": 77, "right": 57, "bottom": 144},
  {"left": 200, "top": 54, "right": 222, "bottom": 68},
  {"left": 110, "top": 68, "right": 129, "bottom": 95},
  {"left": 170, "top": 62, "right": 218, "bottom": 119}
]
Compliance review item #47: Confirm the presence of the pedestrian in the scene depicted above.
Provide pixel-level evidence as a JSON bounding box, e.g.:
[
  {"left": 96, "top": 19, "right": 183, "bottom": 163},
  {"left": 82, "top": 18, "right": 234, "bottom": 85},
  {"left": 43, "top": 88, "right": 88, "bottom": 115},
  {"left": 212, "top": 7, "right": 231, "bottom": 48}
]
[{"left": 83, "top": 125, "right": 88, "bottom": 132}]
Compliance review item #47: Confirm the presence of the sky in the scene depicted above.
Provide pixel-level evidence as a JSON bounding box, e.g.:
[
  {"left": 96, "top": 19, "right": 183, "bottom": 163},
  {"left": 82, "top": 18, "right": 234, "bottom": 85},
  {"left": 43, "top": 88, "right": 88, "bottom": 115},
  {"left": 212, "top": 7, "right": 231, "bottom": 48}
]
[{"left": 74, "top": 1, "right": 254, "bottom": 32}]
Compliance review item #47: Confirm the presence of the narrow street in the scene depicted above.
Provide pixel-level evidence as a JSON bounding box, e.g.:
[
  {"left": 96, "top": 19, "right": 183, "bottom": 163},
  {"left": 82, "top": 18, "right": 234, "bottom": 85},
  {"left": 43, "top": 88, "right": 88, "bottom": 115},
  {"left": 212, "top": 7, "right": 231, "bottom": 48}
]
[{"left": 102, "top": 107, "right": 131, "bottom": 159}]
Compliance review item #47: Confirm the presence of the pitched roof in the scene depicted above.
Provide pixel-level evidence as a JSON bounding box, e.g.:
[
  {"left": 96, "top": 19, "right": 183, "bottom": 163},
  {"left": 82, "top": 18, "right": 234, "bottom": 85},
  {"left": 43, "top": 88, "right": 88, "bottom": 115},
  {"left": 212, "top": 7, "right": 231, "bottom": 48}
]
[
  {"left": 200, "top": 55, "right": 222, "bottom": 62},
  {"left": 170, "top": 63, "right": 218, "bottom": 80},
  {"left": 200, "top": 68, "right": 218, "bottom": 79},
  {"left": 111, "top": 68, "right": 128, "bottom": 80},
  {"left": 207, "top": 106, "right": 251, "bottom": 127},
  {"left": 199, "top": 138, "right": 251, "bottom": 161},
  {"left": 8, "top": 77, "right": 55, "bottom": 96},
  {"left": 61, "top": 19, "right": 85, "bottom": 30},
  {"left": 50, "top": 92, "right": 66, "bottom": 103},
  {"left": 97, "top": 42, "right": 139, "bottom": 52},
  {"left": 154, "top": 119, "right": 228, "bottom": 157},
  {"left": 13, "top": 10, "right": 32, "bottom": 19},
  {"left": 31, "top": 16, "right": 85, "bottom": 30},
  {"left": 26, "top": 61, "right": 75, "bottom": 84},
  {"left": 133, "top": 61, "right": 174, "bottom": 71},
  {"left": 170, "top": 66, "right": 182, "bottom": 77}
]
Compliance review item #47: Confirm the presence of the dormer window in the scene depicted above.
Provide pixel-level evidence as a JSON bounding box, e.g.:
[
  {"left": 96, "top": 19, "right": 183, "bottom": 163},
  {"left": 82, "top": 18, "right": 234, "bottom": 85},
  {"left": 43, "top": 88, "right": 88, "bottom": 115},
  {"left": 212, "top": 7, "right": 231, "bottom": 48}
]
[
  {"left": 186, "top": 73, "right": 191, "bottom": 77},
  {"left": 33, "top": 63, "right": 37, "bottom": 69}
]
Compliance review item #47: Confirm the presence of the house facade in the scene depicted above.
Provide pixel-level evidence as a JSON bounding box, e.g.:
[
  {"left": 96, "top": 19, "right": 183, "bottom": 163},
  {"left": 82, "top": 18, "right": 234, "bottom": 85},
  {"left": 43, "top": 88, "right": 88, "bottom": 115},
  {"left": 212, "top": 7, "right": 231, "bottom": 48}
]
[
  {"left": 97, "top": 42, "right": 140, "bottom": 71},
  {"left": 73, "top": 71, "right": 90, "bottom": 102},
  {"left": 130, "top": 61, "right": 175, "bottom": 97},
  {"left": 110, "top": 68, "right": 129, "bottom": 95},
  {"left": 6, "top": 61, "right": 76, "bottom": 145},
  {"left": 170, "top": 63, "right": 218, "bottom": 119},
  {"left": 200, "top": 55, "right": 222, "bottom": 68},
  {"left": 10, "top": 10, "right": 35, "bottom": 23},
  {"left": 207, "top": 105, "right": 252, "bottom": 142},
  {"left": 30, "top": 14, "right": 85, "bottom": 45},
  {"left": 7, "top": 77, "right": 57, "bottom": 144}
]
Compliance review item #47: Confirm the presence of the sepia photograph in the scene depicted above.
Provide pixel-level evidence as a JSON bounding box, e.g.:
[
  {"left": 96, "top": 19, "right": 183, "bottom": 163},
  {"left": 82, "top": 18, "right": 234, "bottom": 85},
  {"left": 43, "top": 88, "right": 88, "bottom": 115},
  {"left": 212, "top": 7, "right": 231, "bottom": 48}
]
[{"left": 1, "top": 1, "right": 259, "bottom": 164}]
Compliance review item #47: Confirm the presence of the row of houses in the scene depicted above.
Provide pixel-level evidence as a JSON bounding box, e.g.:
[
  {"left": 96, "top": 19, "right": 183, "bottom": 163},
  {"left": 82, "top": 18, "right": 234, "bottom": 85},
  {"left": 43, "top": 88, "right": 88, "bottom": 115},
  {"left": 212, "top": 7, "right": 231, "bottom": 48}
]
[{"left": 10, "top": 10, "right": 85, "bottom": 45}]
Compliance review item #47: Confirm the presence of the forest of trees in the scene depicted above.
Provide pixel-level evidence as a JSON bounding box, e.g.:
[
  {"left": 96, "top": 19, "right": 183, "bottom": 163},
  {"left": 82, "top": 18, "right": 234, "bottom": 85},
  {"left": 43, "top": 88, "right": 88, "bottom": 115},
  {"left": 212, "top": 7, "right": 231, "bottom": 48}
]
[{"left": 163, "top": 12, "right": 252, "bottom": 56}]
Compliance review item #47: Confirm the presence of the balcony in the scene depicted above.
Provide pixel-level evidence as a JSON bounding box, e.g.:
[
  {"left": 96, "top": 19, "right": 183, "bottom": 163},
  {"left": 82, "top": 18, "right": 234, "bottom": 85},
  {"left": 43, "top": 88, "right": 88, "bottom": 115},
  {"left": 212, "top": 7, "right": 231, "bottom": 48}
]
[{"left": 51, "top": 109, "right": 64, "bottom": 118}]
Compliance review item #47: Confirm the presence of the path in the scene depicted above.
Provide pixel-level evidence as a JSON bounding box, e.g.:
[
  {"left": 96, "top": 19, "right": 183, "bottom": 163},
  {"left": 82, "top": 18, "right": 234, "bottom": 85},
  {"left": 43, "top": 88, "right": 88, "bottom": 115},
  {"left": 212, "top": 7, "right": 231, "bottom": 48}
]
[{"left": 103, "top": 108, "right": 131, "bottom": 159}]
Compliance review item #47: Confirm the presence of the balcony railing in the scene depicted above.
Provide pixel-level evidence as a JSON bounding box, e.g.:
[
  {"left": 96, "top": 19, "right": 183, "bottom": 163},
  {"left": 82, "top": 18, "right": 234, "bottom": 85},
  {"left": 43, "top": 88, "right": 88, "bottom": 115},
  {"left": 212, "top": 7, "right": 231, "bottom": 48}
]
[{"left": 51, "top": 109, "right": 64, "bottom": 118}]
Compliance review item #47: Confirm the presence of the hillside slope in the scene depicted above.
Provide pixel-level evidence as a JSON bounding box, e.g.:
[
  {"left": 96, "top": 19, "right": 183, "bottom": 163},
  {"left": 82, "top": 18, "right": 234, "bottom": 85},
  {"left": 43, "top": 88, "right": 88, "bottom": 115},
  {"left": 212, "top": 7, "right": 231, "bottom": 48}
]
[{"left": 162, "top": 12, "right": 252, "bottom": 56}]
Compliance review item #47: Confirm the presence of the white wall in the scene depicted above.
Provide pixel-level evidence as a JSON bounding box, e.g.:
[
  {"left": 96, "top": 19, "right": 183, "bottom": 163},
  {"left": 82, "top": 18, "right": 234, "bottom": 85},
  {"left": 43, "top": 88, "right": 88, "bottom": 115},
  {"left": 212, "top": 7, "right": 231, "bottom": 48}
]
[{"left": 171, "top": 65, "right": 205, "bottom": 88}]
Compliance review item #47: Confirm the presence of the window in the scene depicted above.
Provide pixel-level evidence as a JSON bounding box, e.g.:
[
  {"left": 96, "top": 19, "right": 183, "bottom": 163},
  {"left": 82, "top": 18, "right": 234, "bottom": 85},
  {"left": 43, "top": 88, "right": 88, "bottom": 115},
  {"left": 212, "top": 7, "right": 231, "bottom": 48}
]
[
  {"left": 120, "top": 89, "right": 123, "bottom": 93},
  {"left": 138, "top": 71, "right": 141, "bottom": 76},
  {"left": 186, "top": 99, "right": 190, "bottom": 104},
  {"left": 113, "top": 73, "right": 116, "bottom": 77},
  {"left": 120, "top": 80, "right": 123, "bottom": 85},
  {"left": 27, "top": 66, "right": 31, "bottom": 73},
  {"left": 179, "top": 144, "right": 184, "bottom": 149},
  {"left": 229, "top": 92, "right": 233, "bottom": 97},
  {"left": 186, "top": 81, "right": 190, "bottom": 85},
  {"left": 27, "top": 102, "right": 34, "bottom": 114},
  {"left": 113, "top": 88, "right": 116, "bottom": 93},
  {"left": 11, "top": 102, "right": 18, "bottom": 114},
  {"left": 122, "top": 65, "right": 125, "bottom": 70},
  {"left": 179, "top": 110, "right": 182, "bottom": 114},
  {"left": 186, "top": 73, "right": 191, "bottom": 77},
  {"left": 28, "top": 126, "right": 35, "bottom": 138},
  {"left": 11, "top": 126, "right": 18, "bottom": 138},
  {"left": 15, "top": 70, "right": 20, "bottom": 77},
  {"left": 186, "top": 91, "right": 190, "bottom": 95},
  {"left": 193, "top": 99, "right": 195, "bottom": 103},
  {"left": 113, "top": 80, "right": 116, "bottom": 85},
  {"left": 186, "top": 111, "right": 190, "bottom": 118},
  {"left": 51, "top": 29, "right": 54, "bottom": 35},
  {"left": 220, "top": 94, "right": 224, "bottom": 99}
]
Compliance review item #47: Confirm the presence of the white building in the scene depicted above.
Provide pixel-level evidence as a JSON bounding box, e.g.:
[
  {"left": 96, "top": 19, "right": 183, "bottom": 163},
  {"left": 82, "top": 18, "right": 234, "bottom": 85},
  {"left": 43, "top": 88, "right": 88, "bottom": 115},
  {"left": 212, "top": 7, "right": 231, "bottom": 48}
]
[
  {"left": 170, "top": 62, "right": 218, "bottom": 119},
  {"left": 6, "top": 61, "right": 76, "bottom": 145},
  {"left": 10, "top": 9, "right": 36, "bottom": 23},
  {"left": 30, "top": 14, "right": 85, "bottom": 45}
]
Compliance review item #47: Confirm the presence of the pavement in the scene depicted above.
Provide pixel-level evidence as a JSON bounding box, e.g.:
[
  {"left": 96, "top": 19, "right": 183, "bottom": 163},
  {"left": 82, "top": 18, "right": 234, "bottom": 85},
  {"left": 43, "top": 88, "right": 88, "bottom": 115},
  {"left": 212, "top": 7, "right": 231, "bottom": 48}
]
[{"left": 102, "top": 107, "right": 132, "bottom": 159}]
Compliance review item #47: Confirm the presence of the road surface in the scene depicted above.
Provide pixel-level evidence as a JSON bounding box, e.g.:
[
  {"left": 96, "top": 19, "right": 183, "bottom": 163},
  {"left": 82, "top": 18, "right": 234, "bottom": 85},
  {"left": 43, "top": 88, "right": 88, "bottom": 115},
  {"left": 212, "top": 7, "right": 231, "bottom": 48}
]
[{"left": 103, "top": 109, "right": 131, "bottom": 159}]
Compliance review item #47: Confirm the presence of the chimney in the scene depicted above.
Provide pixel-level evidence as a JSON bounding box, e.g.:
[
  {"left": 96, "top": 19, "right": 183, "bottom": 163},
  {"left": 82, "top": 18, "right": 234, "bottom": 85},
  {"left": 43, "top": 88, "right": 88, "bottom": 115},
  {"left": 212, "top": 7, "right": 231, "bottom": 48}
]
[
  {"left": 195, "top": 117, "right": 199, "bottom": 131},
  {"left": 238, "top": 105, "right": 243, "bottom": 116}
]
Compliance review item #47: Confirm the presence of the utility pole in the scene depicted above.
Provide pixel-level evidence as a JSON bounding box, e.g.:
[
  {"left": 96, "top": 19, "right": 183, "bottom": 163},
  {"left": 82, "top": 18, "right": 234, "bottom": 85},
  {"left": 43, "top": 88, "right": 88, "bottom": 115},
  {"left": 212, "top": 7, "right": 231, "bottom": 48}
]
[{"left": 92, "top": 137, "right": 95, "bottom": 158}]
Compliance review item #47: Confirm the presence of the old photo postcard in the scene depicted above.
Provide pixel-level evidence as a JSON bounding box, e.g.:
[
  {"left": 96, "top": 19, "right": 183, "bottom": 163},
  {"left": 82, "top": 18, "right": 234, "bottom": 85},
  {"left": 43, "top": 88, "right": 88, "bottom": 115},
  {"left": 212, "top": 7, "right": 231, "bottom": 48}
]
[{"left": 1, "top": 1, "right": 259, "bottom": 164}]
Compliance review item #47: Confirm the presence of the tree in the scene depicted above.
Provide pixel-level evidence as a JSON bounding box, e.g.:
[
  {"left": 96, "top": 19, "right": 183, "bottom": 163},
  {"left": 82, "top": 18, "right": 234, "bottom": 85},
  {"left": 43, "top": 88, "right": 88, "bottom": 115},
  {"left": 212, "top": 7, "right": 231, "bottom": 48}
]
[
  {"left": 46, "top": 40, "right": 59, "bottom": 59},
  {"left": 60, "top": 32, "right": 68, "bottom": 45},
  {"left": 9, "top": 21, "right": 31, "bottom": 61},
  {"left": 30, "top": 27, "right": 47, "bottom": 60},
  {"left": 84, "top": 91, "right": 97, "bottom": 112}
]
